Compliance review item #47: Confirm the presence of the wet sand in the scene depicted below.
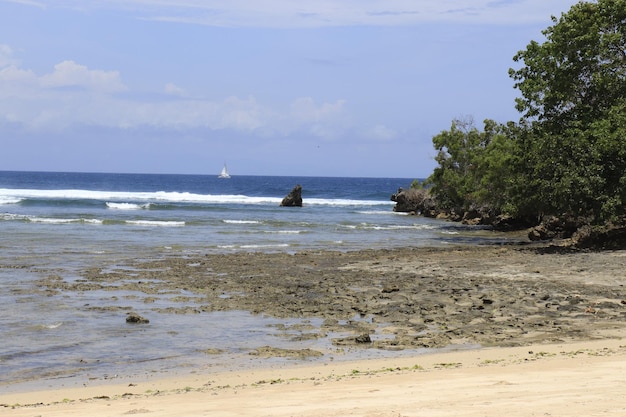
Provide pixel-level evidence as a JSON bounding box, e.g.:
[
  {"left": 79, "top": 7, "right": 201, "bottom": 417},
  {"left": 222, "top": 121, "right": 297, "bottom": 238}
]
[{"left": 3, "top": 244, "right": 626, "bottom": 415}]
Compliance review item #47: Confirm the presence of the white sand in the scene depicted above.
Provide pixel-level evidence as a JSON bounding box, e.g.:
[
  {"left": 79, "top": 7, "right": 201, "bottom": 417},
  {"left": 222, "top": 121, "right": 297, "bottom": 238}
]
[{"left": 3, "top": 335, "right": 625, "bottom": 417}]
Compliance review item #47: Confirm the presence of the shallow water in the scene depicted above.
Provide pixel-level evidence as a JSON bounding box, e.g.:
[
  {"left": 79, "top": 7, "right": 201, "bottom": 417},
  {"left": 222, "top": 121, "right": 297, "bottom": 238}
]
[{"left": 0, "top": 171, "right": 517, "bottom": 391}]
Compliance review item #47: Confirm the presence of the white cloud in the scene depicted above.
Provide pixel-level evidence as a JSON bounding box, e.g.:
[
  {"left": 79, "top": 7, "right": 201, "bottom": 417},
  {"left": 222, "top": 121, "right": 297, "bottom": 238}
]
[
  {"left": 1, "top": 0, "right": 46, "bottom": 7},
  {"left": 39, "top": 60, "right": 127, "bottom": 93},
  {"left": 214, "top": 95, "right": 264, "bottom": 130},
  {"left": 145, "top": 1, "right": 578, "bottom": 27},
  {"left": 164, "top": 82, "right": 185, "bottom": 96},
  {"left": 286, "top": 97, "right": 348, "bottom": 139},
  {"left": 290, "top": 97, "right": 346, "bottom": 124},
  {"left": 11, "top": 1, "right": 579, "bottom": 27},
  {"left": 0, "top": 65, "right": 40, "bottom": 103},
  {"left": 0, "top": 59, "right": 129, "bottom": 129},
  {"left": 0, "top": 54, "right": 350, "bottom": 137},
  {"left": 0, "top": 64, "right": 36, "bottom": 83},
  {"left": 0, "top": 44, "right": 19, "bottom": 68},
  {"left": 364, "top": 124, "right": 397, "bottom": 142}
]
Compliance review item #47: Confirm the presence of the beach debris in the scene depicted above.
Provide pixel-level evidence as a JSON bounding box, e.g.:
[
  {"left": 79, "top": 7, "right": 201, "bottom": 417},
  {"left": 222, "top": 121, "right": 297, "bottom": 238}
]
[{"left": 126, "top": 312, "right": 150, "bottom": 324}]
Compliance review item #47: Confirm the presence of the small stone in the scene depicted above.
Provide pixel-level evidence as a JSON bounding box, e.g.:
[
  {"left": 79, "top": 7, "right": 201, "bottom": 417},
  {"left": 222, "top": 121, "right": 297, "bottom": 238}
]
[{"left": 126, "top": 312, "right": 150, "bottom": 324}]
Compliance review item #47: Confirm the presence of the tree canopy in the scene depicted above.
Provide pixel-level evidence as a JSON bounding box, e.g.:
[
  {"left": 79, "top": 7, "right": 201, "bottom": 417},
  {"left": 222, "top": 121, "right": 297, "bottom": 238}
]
[
  {"left": 510, "top": 0, "right": 626, "bottom": 129},
  {"left": 426, "top": 0, "right": 626, "bottom": 227},
  {"left": 428, "top": 117, "right": 515, "bottom": 213}
]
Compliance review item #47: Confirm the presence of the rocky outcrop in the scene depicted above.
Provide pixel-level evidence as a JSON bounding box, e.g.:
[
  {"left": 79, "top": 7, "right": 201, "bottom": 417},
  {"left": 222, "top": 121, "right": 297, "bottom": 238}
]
[
  {"left": 571, "top": 223, "right": 626, "bottom": 249},
  {"left": 390, "top": 187, "right": 436, "bottom": 215},
  {"left": 526, "top": 215, "right": 626, "bottom": 249},
  {"left": 528, "top": 215, "right": 580, "bottom": 241},
  {"left": 391, "top": 187, "right": 536, "bottom": 231},
  {"left": 391, "top": 187, "right": 626, "bottom": 248},
  {"left": 280, "top": 184, "right": 303, "bottom": 207}
]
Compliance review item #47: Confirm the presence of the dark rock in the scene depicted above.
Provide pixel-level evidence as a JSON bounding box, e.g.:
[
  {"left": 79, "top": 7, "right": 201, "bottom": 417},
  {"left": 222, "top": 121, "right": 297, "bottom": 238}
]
[
  {"left": 462, "top": 209, "right": 483, "bottom": 226},
  {"left": 391, "top": 187, "right": 437, "bottom": 214},
  {"left": 126, "top": 312, "right": 150, "bottom": 324},
  {"left": 571, "top": 223, "right": 626, "bottom": 249},
  {"left": 280, "top": 184, "right": 303, "bottom": 207},
  {"left": 333, "top": 333, "right": 373, "bottom": 346},
  {"left": 529, "top": 224, "right": 553, "bottom": 241},
  {"left": 528, "top": 215, "right": 581, "bottom": 241},
  {"left": 492, "top": 214, "right": 536, "bottom": 231}
]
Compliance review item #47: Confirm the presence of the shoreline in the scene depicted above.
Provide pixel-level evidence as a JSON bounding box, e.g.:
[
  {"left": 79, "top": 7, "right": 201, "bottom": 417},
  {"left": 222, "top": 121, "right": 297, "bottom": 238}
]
[
  {"left": 3, "top": 244, "right": 626, "bottom": 415},
  {"left": 2, "top": 335, "right": 626, "bottom": 416}
]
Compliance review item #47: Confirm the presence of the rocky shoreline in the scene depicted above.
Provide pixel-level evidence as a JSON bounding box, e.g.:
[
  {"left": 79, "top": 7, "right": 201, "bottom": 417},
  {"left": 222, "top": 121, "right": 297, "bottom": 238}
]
[
  {"left": 391, "top": 188, "right": 626, "bottom": 248},
  {"left": 37, "top": 245, "right": 626, "bottom": 357}
]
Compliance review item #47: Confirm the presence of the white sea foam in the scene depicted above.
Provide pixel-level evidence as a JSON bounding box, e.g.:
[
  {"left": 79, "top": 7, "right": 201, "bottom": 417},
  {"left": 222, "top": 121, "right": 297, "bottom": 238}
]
[
  {"left": 106, "top": 202, "right": 148, "bottom": 210},
  {"left": 223, "top": 220, "right": 262, "bottom": 224},
  {"left": 388, "top": 224, "right": 436, "bottom": 230},
  {"left": 238, "top": 243, "right": 291, "bottom": 249},
  {"left": 29, "top": 217, "right": 79, "bottom": 224},
  {"left": 265, "top": 230, "right": 303, "bottom": 234},
  {"left": 1, "top": 213, "right": 104, "bottom": 225},
  {"left": 126, "top": 220, "right": 185, "bottom": 227},
  {"left": 216, "top": 243, "right": 291, "bottom": 250},
  {"left": 0, "top": 213, "right": 28, "bottom": 221},
  {"left": 306, "top": 198, "right": 394, "bottom": 207},
  {"left": 0, "top": 188, "right": 391, "bottom": 207},
  {"left": 0, "top": 197, "right": 22, "bottom": 205},
  {"left": 340, "top": 223, "right": 437, "bottom": 231},
  {"left": 356, "top": 210, "right": 404, "bottom": 215}
]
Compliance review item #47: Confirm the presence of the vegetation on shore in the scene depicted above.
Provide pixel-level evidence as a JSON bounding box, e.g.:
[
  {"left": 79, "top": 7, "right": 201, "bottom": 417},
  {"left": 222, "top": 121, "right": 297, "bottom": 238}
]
[{"left": 413, "top": 0, "right": 626, "bottom": 247}]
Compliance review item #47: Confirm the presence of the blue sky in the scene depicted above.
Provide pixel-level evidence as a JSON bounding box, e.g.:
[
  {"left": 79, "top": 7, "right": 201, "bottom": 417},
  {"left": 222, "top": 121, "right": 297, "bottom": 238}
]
[{"left": 1, "top": 0, "right": 579, "bottom": 178}]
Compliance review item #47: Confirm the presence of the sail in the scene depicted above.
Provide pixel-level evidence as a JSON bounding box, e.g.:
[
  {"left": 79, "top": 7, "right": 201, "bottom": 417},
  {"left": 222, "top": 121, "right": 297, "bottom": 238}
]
[{"left": 218, "top": 164, "right": 231, "bottom": 178}]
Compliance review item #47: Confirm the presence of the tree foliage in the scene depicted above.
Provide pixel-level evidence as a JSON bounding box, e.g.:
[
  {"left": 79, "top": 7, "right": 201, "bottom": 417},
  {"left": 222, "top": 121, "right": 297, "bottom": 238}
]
[
  {"left": 427, "top": 118, "right": 515, "bottom": 212},
  {"left": 427, "top": 0, "right": 626, "bottom": 225},
  {"left": 510, "top": 0, "right": 626, "bottom": 130},
  {"left": 510, "top": 0, "right": 626, "bottom": 222}
]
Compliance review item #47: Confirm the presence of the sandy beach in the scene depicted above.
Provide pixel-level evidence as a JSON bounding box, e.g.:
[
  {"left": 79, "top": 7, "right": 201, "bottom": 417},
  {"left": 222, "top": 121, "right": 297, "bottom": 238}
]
[
  {"left": 2, "top": 336, "right": 626, "bottom": 416},
  {"left": 3, "top": 244, "right": 626, "bottom": 416}
]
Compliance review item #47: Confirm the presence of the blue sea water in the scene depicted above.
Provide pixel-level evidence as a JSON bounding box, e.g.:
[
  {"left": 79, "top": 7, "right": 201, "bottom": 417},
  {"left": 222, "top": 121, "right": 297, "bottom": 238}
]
[
  {"left": 0, "top": 171, "right": 517, "bottom": 392},
  {"left": 0, "top": 171, "right": 416, "bottom": 253}
]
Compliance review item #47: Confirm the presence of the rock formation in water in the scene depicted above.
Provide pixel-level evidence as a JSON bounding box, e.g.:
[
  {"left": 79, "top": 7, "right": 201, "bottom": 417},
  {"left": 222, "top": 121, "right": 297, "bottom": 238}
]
[{"left": 280, "top": 184, "right": 303, "bottom": 207}]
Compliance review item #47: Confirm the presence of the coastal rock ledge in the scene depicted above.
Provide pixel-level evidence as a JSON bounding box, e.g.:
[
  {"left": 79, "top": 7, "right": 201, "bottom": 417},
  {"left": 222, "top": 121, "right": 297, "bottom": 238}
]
[
  {"left": 390, "top": 187, "right": 534, "bottom": 232},
  {"left": 390, "top": 187, "right": 436, "bottom": 216}
]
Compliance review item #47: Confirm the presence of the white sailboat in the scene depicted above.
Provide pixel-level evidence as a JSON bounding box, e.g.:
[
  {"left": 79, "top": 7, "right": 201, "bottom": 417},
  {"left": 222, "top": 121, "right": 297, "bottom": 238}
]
[{"left": 218, "top": 163, "right": 231, "bottom": 179}]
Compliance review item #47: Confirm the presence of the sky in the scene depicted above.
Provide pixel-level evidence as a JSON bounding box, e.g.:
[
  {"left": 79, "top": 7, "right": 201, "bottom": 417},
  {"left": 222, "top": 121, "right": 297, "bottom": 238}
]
[{"left": 0, "top": 0, "right": 581, "bottom": 178}]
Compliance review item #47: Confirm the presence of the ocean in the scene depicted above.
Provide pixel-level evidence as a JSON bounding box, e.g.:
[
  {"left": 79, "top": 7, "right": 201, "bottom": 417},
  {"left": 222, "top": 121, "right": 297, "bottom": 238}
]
[{"left": 0, "top": 171, "right": 518, "bottom": 392}]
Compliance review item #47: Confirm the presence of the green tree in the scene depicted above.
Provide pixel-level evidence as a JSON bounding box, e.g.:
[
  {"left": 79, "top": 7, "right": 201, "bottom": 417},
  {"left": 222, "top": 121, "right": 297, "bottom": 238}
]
[
  {"left": 508, "top": 0, "right": 626, "bottom": 222},
  {"left": 470, "top": 121, "right": 518, "bottom": 213},
  {"left": 427, "top": 118, "right": 514, "bottom": 212},
  {"left": 427, "top": 117, "right": 479, "bottom": 210},
  {"left": 510, "top": 0, "right": 626, "bottom": 129}
]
